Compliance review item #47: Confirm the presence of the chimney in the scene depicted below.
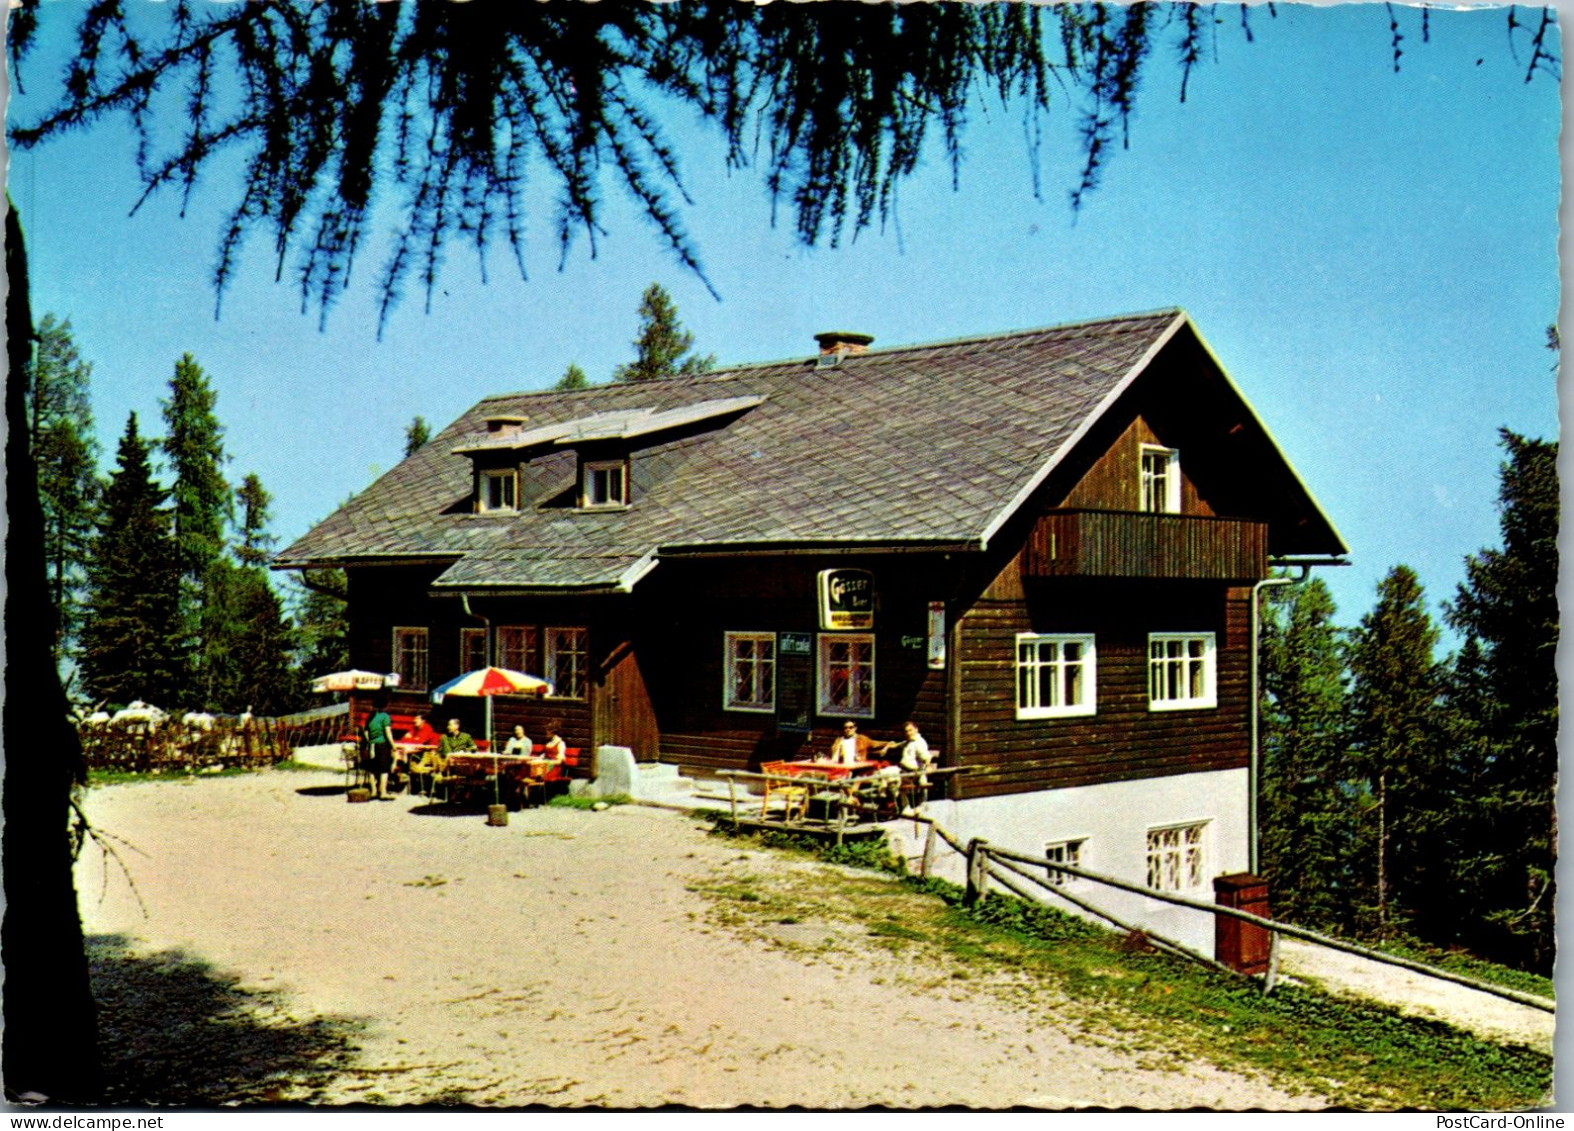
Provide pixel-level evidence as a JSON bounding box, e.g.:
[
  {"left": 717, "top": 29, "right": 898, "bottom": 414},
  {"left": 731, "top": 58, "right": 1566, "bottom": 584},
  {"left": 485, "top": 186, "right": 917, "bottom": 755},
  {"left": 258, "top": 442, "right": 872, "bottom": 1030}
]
[
  {"left": 484, "top": 414, "right": 528, "bottom": 434},
  {"left": 813, "top": 331, "right": 875, "bottom": 361}
]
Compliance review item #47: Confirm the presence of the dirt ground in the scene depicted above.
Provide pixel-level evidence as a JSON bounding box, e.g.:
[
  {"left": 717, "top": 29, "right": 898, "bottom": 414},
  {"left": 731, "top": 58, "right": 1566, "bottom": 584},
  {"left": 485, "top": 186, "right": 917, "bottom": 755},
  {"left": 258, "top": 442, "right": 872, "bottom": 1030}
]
[{"left": 73, "top": 764, "right": 1333, "bottom": 1109}]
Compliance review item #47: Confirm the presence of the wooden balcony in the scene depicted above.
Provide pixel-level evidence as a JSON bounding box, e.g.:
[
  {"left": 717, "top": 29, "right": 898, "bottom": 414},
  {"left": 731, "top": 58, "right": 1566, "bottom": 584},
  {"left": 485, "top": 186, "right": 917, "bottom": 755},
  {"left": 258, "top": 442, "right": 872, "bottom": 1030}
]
[{"left": 1025, "top": 509, "right": 1268, "bottom": 581}]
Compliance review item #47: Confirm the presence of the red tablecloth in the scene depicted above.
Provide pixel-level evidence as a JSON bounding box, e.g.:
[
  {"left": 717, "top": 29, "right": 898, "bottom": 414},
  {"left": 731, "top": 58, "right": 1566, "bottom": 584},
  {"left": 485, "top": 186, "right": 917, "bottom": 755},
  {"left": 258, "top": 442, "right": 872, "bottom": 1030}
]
[{"left": 762, "top": 760, "right": 880, "bottom": 781}]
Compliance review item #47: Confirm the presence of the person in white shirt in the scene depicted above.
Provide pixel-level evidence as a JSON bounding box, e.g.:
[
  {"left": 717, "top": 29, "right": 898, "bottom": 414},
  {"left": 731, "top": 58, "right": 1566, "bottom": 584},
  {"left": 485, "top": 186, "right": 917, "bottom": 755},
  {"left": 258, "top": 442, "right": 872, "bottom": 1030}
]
[
  {"left": 884, "top": 720, "right": 934, "bottom": 808},
  {"left": 503, "top": 724, "right": 532, "bottom": 756}
]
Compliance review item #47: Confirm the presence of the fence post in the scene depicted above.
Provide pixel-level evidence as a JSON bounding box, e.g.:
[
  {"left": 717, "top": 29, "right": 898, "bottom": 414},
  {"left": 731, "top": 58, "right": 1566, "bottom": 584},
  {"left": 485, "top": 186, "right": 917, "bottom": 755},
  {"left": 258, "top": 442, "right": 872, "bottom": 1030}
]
[
  {"left": 964, "top": 838, "right": 989, "bottom": 905},
  {"left": 921, "top": 821, "right": 938, "bottom": 878},
  {"left": 1263, "top": 931, "right": 1281, "bottom": 995}
]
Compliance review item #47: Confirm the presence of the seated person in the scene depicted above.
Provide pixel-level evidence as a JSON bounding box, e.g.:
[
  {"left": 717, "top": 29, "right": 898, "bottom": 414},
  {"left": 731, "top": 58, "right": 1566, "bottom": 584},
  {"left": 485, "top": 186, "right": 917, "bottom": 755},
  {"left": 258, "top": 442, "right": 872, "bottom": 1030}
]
[
  {"left": 503, "top": 724, "right": 533, "bottom": 757},
  {"left": 437, "top": 717, "right": 477, "bottom": 757},
  {"left": 883, "top": 720, "right": 934, "bottom": 776},
  {"left": 403, "top": 713, "right": 440, "bottom": 747},
  {"left": 540, "top": 719, "right": 567, "bottom": 762},
  {"left": 828, "top": 719, "right": 880, "bottom": 765},
  {"left": 393, "top": 712, "right": 441, "bottom": 787}
]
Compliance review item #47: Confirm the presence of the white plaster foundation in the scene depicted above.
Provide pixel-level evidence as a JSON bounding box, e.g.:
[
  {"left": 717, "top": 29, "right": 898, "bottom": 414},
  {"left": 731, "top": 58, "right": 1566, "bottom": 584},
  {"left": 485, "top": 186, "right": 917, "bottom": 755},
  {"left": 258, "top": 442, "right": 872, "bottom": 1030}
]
[{"left": 908, "top": 768, "right": 1250, "bottom": 958}]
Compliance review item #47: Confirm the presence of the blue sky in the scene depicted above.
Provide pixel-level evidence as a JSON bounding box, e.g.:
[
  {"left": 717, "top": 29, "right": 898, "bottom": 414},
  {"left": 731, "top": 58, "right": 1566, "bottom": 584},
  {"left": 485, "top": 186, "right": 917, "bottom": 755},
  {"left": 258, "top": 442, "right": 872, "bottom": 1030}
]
[{"left": 6, "top": 3, "right": 1561, "bottom": 635}]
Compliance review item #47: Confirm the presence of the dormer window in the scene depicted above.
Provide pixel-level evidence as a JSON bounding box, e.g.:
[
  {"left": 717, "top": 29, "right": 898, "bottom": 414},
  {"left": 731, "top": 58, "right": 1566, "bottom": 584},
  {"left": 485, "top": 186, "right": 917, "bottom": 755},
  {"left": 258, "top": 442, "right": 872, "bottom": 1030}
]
[
  {"left": 581, "top": 459, "right": 629, "bottom": 509},
  {"left": 479, "top": 468, "right": 518, "bottom": 512},
  {"left": 1140, "top": 445, "right": 1181, "bottom": 514}
]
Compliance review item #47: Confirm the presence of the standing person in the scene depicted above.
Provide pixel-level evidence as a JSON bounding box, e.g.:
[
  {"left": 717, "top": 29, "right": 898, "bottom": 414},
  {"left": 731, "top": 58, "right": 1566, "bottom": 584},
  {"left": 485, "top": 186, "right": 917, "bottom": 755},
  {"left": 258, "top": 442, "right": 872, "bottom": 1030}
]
[
  {"left": 363, "top": 696, "right": 394, "bottom": 800},
  {"left": 828, "top": 719, "right": 880, "bottom": 765}
]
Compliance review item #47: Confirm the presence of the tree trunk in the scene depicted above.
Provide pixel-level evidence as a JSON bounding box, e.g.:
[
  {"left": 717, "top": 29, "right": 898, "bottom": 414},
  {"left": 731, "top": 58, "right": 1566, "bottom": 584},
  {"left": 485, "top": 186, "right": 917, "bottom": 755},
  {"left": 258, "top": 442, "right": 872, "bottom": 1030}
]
[
  {"left": 3, "top": 199, "right": 104, "bottom": 1101},
  {"left": 1376, "top": 770, "right": 1388, "bottom": 936}
]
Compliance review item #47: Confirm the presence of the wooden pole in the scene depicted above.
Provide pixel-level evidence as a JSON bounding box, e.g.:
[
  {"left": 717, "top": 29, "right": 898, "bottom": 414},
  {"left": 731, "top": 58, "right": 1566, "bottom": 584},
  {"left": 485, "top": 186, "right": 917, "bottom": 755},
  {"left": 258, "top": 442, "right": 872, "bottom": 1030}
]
[
  {"left": 977, "top": 836, "right": 1555, "bottom": 1012},
  {"left": 726, "top": 773, "right": 738, "bottom": 826},
  {"left": 987, "top": 855, "right": 1240, "bottom": 978},
  {"left": 1264, "top": 931, "right": 1281, "bottom": 995},
  {"left": 921, "top": 821, "right": 938, "bottom": 879}
]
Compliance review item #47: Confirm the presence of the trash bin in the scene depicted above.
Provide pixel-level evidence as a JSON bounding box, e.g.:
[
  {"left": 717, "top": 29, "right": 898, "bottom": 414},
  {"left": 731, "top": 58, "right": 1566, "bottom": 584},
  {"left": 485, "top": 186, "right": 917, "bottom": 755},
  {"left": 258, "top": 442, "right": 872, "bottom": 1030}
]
[{"left": 1213, "top": 872, "right": 1271, "bottom": 974}]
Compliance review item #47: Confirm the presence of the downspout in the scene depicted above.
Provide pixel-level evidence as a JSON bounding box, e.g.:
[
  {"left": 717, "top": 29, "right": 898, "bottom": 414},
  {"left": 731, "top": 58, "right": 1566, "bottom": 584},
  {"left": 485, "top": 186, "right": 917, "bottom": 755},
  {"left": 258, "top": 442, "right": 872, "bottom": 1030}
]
[
  {"left": 1249, "top": 567, "right": 1305, "bottom": 874},
  {"left": 459, "top": 592, "right": 495, "bottom": 747}
]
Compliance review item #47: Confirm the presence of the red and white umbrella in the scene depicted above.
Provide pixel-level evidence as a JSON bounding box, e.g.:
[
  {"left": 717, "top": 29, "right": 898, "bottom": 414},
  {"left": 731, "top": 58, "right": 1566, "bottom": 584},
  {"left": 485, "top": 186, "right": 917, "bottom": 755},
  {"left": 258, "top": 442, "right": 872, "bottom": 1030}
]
[
  {"left": 430, "top": 666, "right": 553, "bottom": 752},
  {"left": 430, "top": 667, "right": 552, "bottom": 701},
  {"left": 312, "top": 669, "right": 402, "bottom": 693}
]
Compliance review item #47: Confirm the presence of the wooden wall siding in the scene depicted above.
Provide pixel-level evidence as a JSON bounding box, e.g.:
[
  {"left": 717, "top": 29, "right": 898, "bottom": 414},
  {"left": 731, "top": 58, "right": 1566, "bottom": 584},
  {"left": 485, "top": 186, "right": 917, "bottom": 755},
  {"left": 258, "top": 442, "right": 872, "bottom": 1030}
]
[
  {"left": 594, "top": 641, "right": 662, "bottom": 759},
  {"left": 633, "top": 556, "right": 957, "bottom": 779},
  {"left": 952, "top": 580, "right": 1251, "bottom": 801},
  {"left": 1058, "top": 415, "right": 1213, "bottom": 515},
  {"left": 1025, "top": 510, "right": 1268, "bottom": 581}
]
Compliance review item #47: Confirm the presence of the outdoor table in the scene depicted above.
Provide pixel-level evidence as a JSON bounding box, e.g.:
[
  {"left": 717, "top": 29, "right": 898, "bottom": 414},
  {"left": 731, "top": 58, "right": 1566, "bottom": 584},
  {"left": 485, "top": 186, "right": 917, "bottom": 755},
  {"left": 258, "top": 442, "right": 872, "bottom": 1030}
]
[
  {"left": 445, "top": 752, "right": 560, "bottom": 806},
  {"left": 767, "top": 759, "right": 880, "bottom": 781}
]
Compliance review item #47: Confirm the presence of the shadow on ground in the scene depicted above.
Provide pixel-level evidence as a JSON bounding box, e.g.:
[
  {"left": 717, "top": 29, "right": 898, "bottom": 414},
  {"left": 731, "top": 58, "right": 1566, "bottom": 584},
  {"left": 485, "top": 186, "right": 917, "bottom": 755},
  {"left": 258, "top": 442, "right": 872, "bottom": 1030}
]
[
  {"left": 294, "top": 785, "right": 350, "bottom": 798},
  {"left": 89, "top": 934, "right": 362, "bottom": 1104}
]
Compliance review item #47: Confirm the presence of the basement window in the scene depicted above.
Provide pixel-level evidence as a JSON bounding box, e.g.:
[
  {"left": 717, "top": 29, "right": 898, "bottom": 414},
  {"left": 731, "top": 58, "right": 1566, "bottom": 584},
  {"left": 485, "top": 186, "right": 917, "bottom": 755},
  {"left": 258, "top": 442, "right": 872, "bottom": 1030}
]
[
  {"left": 1146, "top": 821, "right": 1208, "bottom": 892},
  {"left": 581, "top": 460, "right": 629, "bottom": 509},
  {"left": 1044, "top": 838, "right": 1087, "bottom": 887}
]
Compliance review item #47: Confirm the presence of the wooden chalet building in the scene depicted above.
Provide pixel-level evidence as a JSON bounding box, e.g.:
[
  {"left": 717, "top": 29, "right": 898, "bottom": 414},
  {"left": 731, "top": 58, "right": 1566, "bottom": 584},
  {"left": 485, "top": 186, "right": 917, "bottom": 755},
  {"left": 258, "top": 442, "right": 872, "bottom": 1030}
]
[{"left": 278, "top": 310, "right": 1345, "bottom": 929}]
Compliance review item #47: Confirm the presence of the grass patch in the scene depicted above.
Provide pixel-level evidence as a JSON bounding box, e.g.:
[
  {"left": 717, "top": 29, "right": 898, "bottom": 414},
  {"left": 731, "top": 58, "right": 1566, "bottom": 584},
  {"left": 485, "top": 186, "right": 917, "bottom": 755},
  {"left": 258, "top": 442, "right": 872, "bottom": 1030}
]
[
  {"left": 704, "top": 813, "right": 906, "bottom": 875},
  {"left": 693, "top": 824, "right": 1551, "bottom": 1110},
  {"left": 86, "top": 763, "right": 274, "bottom": 786},
  {"left": 546, "top": 793, "right": 631, "bottom": 809}
]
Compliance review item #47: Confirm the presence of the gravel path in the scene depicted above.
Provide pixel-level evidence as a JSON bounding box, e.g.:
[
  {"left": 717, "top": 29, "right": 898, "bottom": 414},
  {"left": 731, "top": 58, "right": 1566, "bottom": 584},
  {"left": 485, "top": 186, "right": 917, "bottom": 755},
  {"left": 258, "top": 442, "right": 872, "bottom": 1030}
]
[
  {"left": 1277, "top": 940, "right": 1553, "bottom": 1053},
  {"left": 74, "top": 766, "right": 1322, "bottom": 1109}
]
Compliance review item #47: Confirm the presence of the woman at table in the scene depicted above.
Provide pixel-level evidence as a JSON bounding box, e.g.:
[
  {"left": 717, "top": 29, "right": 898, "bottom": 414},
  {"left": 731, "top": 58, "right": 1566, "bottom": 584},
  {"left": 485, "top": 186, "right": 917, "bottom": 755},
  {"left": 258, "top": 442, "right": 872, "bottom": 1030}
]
[
  {"left": 503, "top": 724, "right": 533, "bottom": 757},
  {"left": 541, "top": 720, "right": 567, "bottom": 762}
]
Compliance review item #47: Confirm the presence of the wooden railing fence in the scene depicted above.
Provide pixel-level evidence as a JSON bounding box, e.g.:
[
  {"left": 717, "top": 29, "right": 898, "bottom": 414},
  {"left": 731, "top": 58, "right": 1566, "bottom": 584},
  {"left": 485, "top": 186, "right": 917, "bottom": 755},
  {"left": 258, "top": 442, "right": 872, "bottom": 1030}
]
[
  {"left": 78, "top": 703, "right": 350, "bottom": 773},
  {"left": 910, "top": 817, "right": 1554, "bottom": 1014}
]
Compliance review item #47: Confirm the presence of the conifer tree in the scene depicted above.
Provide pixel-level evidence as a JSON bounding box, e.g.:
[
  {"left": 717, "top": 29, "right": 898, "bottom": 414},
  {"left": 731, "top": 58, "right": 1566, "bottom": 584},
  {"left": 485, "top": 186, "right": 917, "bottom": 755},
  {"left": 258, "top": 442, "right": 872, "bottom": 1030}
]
[
  {"left": 1444, "top": 430, "right": 1558, "bottom": 970},
  {"left": 235, "top": 472, "right": 275, "bottom": 568},
  {"left": 613, "top": 284, "right": 715, "bottom": 382},
  {"left": 161, "top": 353, "right": 232, "bottom": 704},
  {"left": 555, "top": 362, "right": 590, "bottom": 391},
  {"left": 403, "top": 416, "right": 431, "bottom": 457},
  {"left": 79, "top": 413, "right": 185, "bottom": 706},
  {"left": 1258, "top": 577, "right": 1353, "bottom": 930},
  {"left": 293, "top": 569, "right": 350, "bottom": 677},
  {"left": 1343, "top": 565, "right": 1446, "bottom": 938},
  {"left": 26, "top": 314, "right": 100, "bottom": 664}
]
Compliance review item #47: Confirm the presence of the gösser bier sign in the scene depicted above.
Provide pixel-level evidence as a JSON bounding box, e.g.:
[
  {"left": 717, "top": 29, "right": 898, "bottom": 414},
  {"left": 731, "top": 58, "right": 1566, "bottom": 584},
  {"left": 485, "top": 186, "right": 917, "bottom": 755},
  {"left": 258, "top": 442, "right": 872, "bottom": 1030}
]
[{"left": 817, "top": 569, "right": 874, "bottom": 630}]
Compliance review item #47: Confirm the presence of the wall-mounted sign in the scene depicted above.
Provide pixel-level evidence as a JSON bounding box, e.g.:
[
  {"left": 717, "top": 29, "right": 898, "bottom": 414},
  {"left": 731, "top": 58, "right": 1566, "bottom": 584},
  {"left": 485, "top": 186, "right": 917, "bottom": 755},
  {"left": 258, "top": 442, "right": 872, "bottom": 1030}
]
[
  {"left": 818, "top": 569, "right": 875, "bottom": 630},
  {"left": 927, "top": 601, "right": 946, "bottom": 670},
  {"left": 779, "top": 632, "right": 813, "bottom": 656}
]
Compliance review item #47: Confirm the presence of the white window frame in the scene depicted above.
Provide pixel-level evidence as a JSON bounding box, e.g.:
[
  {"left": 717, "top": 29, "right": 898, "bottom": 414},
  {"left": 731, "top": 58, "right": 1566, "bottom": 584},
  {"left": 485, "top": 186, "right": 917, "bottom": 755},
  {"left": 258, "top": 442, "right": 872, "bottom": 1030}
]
[
  {"left": 496, "top": 625, "right": 537, "bottom": 675},
  {"left": 479, "top": 468, "right": 519, "bottom": 513},
  {"left": 817, "top": 633, "right": 875, "bottom": 719},
  {"left": 581, "top": 459, "right": 629, "bottom": 509},
  {"left": 723, "top": 632, "right": 777, "bottom": 713},
  {"left": 1148, "top": 632, "right": 1217, "bottom": 710},
  {"left": 1044, "top": 838, "right": 1088, "bottom": 887},
  {"left": 392, "top": 626, "right": 429, "bottom": 692},
  {"left": 460, "top": 627, "right": 488, "bottom": 673},
  {"left": 1146, "top": 821, "right": 1209, "bottom": 893},
  {"left": 1015, "top": 633, "right": 1097, "bottom": 719},
  {"left": 1140, "top": 444, "right": 1181, "bottom": 514},
  {"left": 545, "top": 626, "right": 589, "bottom": 700}
]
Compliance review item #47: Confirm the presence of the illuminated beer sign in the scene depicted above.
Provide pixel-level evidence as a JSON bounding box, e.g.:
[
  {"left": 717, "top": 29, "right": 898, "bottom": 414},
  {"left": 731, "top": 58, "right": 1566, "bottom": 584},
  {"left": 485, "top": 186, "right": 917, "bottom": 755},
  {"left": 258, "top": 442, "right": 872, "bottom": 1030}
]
[{"left": 817, "top": 569, "right": 875, "bottom": 630}]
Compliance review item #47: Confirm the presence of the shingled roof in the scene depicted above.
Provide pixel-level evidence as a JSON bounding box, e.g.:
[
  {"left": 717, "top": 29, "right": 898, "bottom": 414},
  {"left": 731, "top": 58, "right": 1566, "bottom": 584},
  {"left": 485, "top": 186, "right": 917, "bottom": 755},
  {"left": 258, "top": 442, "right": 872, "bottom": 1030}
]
[{"left": 277, "top": 309, "right": 1322, "bottom": 590}]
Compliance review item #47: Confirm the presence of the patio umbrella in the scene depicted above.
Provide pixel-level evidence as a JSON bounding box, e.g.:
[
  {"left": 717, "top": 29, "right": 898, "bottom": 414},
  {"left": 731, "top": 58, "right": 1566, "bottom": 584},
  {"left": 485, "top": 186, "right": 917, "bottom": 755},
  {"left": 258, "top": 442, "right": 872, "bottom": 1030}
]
[
  {"left": 429, "top": 666, "right": 552, "bottom": 748},
  {"left": 430, "top": 667, "right": 553, "bottom": 804},
  {"left": 311, "top": 669, "right": 403, "bottom": 694}
]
